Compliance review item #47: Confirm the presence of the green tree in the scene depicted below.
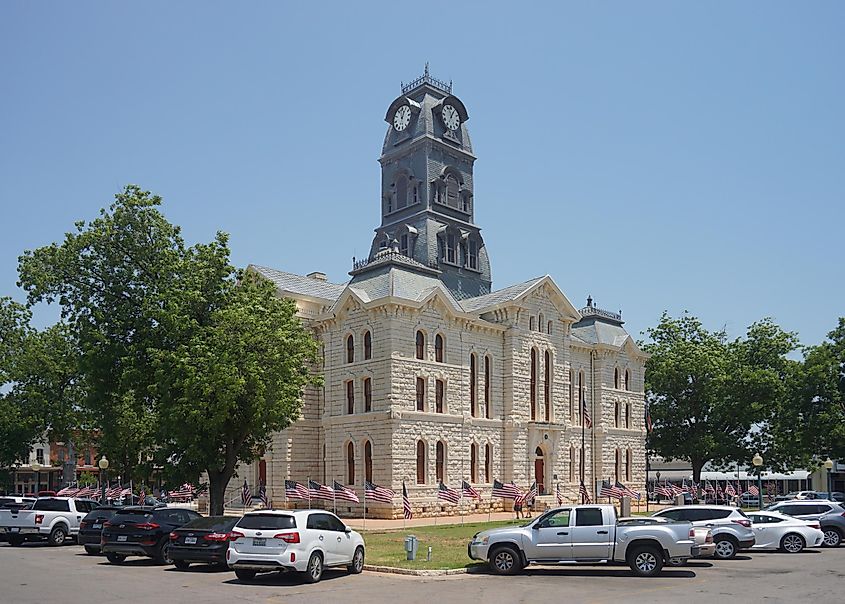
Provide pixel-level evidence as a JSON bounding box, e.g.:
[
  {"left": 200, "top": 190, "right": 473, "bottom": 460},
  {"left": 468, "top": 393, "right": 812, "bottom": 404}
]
[
  {"left": 0, "top": 298, "right": 36, "bottom": 470},
  {"left": 644, "top": 313, "right": 799, "bottom": 481}
]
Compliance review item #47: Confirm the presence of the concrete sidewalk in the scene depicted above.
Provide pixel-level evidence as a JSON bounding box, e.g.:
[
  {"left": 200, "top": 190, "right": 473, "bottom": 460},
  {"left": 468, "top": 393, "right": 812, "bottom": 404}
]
[{"left": 343, "top": 511, "right": 518, "bottom": 531}]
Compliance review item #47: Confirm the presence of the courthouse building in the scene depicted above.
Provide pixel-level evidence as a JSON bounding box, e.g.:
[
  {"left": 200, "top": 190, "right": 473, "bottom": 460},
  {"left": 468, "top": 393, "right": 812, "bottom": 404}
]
[{"left": 243, "top": 68, "right": 648, "bottom": 517}]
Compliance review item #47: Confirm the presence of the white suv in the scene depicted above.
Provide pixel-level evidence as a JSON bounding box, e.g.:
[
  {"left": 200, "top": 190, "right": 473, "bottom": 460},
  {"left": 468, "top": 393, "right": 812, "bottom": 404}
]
[{"left": 227, "top": 510, "right": 365, "bottom": 583}]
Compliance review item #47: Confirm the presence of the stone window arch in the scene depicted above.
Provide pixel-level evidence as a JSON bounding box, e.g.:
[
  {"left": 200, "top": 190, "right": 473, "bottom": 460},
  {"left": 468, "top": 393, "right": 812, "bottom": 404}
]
[
  {"left": 484, "top": 443, "right": 492, "bottom": 483},
  {"left": 436, "top": 441, "right": 446, "bottom": 483},
  {"left": 346, "top": 441, "right": 355, "bottom": 485},
  {"left": 614, "top": 367, "right": 620, "bottom": 389},
  {"left": 544, "top": 350, "right": 552, "bottom": 422},
  {"left": 547, "top": 320, "right": 553, "bottom": 335},
  {"left": 470, "top": 442, "right": 478, "bottom": 483},
  {"left": 364, "top": 440, "right": 373, "bottom": 484},
  {"left": 529, "top": 316, "right": 536, "bottom": 331},
  {"left": 363, "top": 330, "right": 372, "bottom": 360},
  {"left": 615, "top": 401, "right": 620, "bottom": 427},
  {"left": 434, "top": 333, "right": 445, "bottom": 363},
  {"left": 416, "top": 440, "right": 426, "bottom": 484},
  {"left": 470, "top": 353, "right": 477, "bottom": 417},
  {"left": 346, "top": 334, "right": 354, "bottom": 364},
  {"left": 435, "top": 379, "right": 445, "bottom": 413},
  {"left": 484, "top": 356, "right": 492, "bottom": 419},
  {"left": 625, "top": 369, "right": 631, "bottom": 391},
  {"left": 415, "top": 377, "right": 426, "bottom": 411},
  {"left": 415, "top": 330, "right": 425, "bottom": 360},
  {"left": 346, "top": 380, "right": 354, "bottom": 415},
  {"left": 530, "top": 348, "right": 537, "bottom": 421},
  {"left": 625, "top": 403, "right": 631, "bottom": 429},
  {"left": 363, "top": 377, "right": 372, "bottom": 412}
]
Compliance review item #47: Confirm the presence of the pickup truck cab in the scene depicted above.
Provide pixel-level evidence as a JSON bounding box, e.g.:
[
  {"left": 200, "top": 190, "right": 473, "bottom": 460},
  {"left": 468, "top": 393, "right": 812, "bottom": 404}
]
[
  {"left": 0, "top": 497, "right": 99, "bottom": 546},
  {"left": 468, "top": 504, "right": 695, "bottom": 577}
]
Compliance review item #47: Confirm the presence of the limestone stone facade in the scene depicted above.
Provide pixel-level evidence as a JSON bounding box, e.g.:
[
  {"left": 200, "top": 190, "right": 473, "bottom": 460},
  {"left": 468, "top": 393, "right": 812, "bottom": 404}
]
[{"left": 234, "top": 70, "right": 648, "bottom": 517}]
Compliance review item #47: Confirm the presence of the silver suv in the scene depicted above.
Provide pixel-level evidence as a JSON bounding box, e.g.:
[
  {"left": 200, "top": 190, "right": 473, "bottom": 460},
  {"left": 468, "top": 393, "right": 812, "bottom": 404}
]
[{"left": 652, "top": 505, "right": 755, "bottom": 559}]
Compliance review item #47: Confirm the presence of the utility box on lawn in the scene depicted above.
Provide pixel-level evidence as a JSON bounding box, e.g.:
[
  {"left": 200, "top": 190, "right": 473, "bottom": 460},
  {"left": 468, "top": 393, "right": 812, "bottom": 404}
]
[{"left": 404, "top": 535, "right": 418, "bottom": 560}]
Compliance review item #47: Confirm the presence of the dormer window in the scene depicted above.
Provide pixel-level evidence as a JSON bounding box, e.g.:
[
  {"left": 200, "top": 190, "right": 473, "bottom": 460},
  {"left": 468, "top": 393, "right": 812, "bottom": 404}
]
[
  {"left": 444, "top": 233, "right": 457, "bottom": 264},
  {"left": 467, "top": 239, "right": 478, "bottom": 270},
  {"left": 445, "top": 174, "right": 459, "bottom": 208},
  {"left": 400, "top": 233, "right": 409, "bottom": 256}
]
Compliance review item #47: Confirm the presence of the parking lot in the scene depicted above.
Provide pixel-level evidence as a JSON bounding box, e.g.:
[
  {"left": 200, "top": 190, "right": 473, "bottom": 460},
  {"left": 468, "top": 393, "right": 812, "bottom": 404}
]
[{"left": 2, "top": 540, "right": 843, "bottom": 604}]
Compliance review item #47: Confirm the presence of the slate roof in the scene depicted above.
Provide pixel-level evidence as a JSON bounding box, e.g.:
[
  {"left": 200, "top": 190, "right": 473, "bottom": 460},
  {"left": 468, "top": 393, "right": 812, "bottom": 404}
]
[
  {"left": 459, "top": 276, "right": 547, "bottom": 313},
  {"left": 249, "top": 265, "right": 347, "bottom": 301},
  {"left": 571, "top": 320, "right": 632, "bottom": 348},
  {"left": 346, "top": 265, "right": 461, "bottom": 308}
]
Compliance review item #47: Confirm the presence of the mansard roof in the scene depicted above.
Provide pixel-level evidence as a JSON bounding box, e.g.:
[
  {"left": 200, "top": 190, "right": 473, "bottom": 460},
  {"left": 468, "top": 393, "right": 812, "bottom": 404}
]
[
  {"left": 345, "top": 264, "right": 461, "bottom": 307},
  {"left": 571, "top": 320, "right": 647, "bottom": 358},
  {"left": 249, "top": 265, "right": 347, "bottom": 302},
  {"left": 459, "top": 275, "right": 581, "bottom": 321}
]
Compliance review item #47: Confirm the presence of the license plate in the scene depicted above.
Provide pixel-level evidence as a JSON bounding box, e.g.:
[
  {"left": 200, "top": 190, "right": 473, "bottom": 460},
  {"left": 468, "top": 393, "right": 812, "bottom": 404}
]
[
  {"left": 117, "top": 535, "right": 128, "bottom": 542},
  {"left": 253, "top": 538, "right": 266, "bottom": 546},
  {"left": 185, "top": 537, "right": 197, "bottom": 545},
  {"left": 10, "top": 528, "right": 19, "bottom": 533},
  {"left": 92, "top": 524, "right": 102, "bottom": 529}
]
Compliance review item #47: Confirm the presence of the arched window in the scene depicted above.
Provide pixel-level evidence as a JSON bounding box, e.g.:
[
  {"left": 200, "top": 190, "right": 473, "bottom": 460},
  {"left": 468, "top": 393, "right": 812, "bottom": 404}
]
[
  {"left": 614, "top": 367, "right": 620, "bottom": 389},
  {"left": 626, "top": 448, "right": 632, "bottom": 481},
  {"left": 625, "top": 403, "right": 631, "bottom": 429},
  {"left": 530, "top": 349, "right": 537, "bottom": 421},
  {"left": 365, "top": 441, "right": 373, "bottom": 483},
  {"left": 470, "top": 354, "right": 477, "bottom": 417},
  {"left": 347, "top": 442, "right": 355, "bottom": 485},
  {"left": 569, "top": 370, "right": 574, "bottom": 422},
  {"left": 544, "top": 350, "right": 551, "bottom": 422},
  {"left": 445, "top": 174, "right": 459, "bottom": 208},
  {"left": 548, "top": 321, "right": 553, "bottom": 335},
  {"left": 346, "top": 380, "right": 354, "bottom": 414},
  {"left": 436, "top": 441, "right": 445, "bottom": 482},
  {"left": 538, "top": 313, "right": 545, "bottom": 333},
  {"left": 363, "top": 377, "right": 372, "bottom": 412},
  {"left": 625, "top": 369, "right": 631, "bottom": 391},
  {"left": 485, "top": 443, "right": 492, "bottom": 483},
  {"left": 615, "top": 449, "right": 621, "bottom": 483},
  {"left": 529, "top": 316, "right": 536, "bottom": 331},
  {"left": 615, "top": 401, "right": 620, "bottom": 427},
  {"left": 484, "top": 356, "right": 492, "bottom": 419},
  {"left": 569, "top": 446, "right": 575, "bottom": 481},
  {"left": 435, "top": 379, "right": 445, "bottom": 413},
  {"left": 363, "top": 331, "right": 372, "bottom": 360},
  {"left": 416, "top": 440, "right": 426, "bottom": 484},
  {"left": 346, "top": 335, "right": 354, "bottom": 364},
  {"left": 435, "top": 334, "right": 444, "bottom": 362},
  {"left": 415, "top": 331, "right": 425, "bottom": 360},
  {"left": 395, "top": 173, "right": 408, "bottom": 209},
  {"left": 470, "top": 443, "right": 478, "bottom": 483},
  {"left": 416, "top": 377, "right": 425, "bottom": 411}
]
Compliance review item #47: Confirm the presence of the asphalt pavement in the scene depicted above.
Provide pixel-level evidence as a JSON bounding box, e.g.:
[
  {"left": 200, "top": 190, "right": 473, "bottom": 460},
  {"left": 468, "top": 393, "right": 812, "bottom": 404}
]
[{"left": 1, "top": 539, "right": 843, "bottom": 604}]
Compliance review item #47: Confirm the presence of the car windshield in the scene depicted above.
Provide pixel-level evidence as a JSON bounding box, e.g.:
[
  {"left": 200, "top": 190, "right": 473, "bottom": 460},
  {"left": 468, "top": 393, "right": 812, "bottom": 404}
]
[
  {"left": 33, "top": 499, "right": 70, "bottom": 512},
  {"left": 236, "top": 514, "right": 296, "bottom": 530}
]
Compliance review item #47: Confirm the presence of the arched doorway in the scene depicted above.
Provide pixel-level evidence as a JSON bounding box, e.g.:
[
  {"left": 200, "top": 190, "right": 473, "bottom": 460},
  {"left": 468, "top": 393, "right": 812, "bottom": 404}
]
[{"left": 534, "top": 446, "right": 546, "bottom": 495}]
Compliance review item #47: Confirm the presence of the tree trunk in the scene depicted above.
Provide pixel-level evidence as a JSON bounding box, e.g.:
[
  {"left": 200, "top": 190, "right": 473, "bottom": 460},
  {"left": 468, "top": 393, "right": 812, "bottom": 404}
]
[
  {"left": 692, "top": 459, "right": 705, "bottom": 484},
  {"left": 208, "top": 469, "right": 234, "bottom": 516}
]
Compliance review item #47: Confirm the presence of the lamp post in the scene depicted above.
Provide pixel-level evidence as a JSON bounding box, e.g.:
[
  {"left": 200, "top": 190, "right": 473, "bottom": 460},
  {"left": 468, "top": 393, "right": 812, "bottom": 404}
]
[
  {"left": 655, "top": 471, "right": 661, "bottom": 503},
  {"left": 98, "top": 455, "right": 109, "bottom": 503},
  {"left": 824, "top": 458, "right": 834, "bottom": 497},
  {"left": 752, "top": 453, "right": 763, "bottom": 510},
  {"left": 31, "top": 461, "right": 42, "bottom": 496}
]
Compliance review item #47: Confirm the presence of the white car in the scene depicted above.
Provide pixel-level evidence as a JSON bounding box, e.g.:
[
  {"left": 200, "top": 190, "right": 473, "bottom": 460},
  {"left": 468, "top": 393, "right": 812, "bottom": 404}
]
[
  {"left": 227, "top": 509, "right": 365, "bottom": 583},
  {"left": 746, "top": 510, "right": 824, "bottom": 553}
]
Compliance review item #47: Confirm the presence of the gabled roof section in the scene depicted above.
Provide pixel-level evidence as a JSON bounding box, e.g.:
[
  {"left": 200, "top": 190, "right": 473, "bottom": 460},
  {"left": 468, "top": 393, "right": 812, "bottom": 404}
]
[
  {"left": 571, "top": 321, "right": 647, "bottom": 358},
  {"left": 460, "top": 275, "right": 581, "bottom": 321},
  {"left": 343, "top": 264, "right": 461, "bottom": 308},
  {"left": 248, "top": 265, "right": 347, "bottom": 302}
]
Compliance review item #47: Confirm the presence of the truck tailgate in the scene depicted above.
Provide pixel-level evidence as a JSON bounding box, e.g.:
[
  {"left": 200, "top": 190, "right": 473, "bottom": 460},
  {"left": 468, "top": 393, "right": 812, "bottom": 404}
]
[{"left": 0, "top": 509, "right": 38, "bottom": 530}]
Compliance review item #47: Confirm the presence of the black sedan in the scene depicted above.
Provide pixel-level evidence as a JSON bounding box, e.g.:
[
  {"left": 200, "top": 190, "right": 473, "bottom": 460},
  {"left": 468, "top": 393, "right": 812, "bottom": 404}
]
[
  {"left": 79, "top": 506, "right": 121, "bottom": 554},
  {"left": 101, "top": 506, "right": 201, "bottom": 564},
  {"left": 169, "top": 516, "right": 239, "bottom": 569}
]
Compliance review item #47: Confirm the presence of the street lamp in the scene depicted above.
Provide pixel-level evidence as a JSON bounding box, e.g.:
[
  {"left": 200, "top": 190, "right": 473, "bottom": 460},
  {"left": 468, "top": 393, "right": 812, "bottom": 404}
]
[
  {"left": 98, "top": 455, "right": 109, "bottom": 503},
  {"left": 824, "top": 458, "right": 834, "bottom": 497},
  {"left": 752, "top": 453, "right": 763, "bottom": 510},
  {"left": 31, "top": 461, "right": 42, "bottom": 496},
  {"left": 655, "top": 471, "right": 661, "bottom": 503}
]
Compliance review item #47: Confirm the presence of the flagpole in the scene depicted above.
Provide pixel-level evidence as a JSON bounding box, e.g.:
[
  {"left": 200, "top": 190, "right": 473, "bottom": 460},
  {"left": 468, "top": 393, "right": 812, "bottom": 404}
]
[
  {"left": 332, "top": 478, "right": 337, "bottom": 516},
  {"left": 460, "top": 487, "right": 464, "bottom": 526},
  {"left": 307, "top": 475, "right": 311, "bottom": 509},
  {"left": 363, "top": 488, "right": 366, "bottom": 531}
]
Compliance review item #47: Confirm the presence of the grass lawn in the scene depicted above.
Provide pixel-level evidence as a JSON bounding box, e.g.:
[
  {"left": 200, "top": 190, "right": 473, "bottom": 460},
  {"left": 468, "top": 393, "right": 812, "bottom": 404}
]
[{"left": 362, "top": 520, "right": 522, "bottom": 570}]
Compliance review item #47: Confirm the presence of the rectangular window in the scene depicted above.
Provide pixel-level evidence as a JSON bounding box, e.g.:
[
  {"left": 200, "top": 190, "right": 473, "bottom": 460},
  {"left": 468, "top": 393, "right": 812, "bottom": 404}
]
[
  {"left": 470, "top": 355, "right": 477, "bottom": 418},
  {"left": 445, "top": 234, "right": 457, "bottom": 264},
  {"left": 468, "top": 240, "right": 477, "bottom": 269},
  {"left": 400, "top": 234, "right": 409, "bottom": 256},
  {"left": 484, "top": 357, "right": 491, "bottom": 419},
  {"left": 470, "top": 445, "right": 477, "bottom": 483},
  {"left": 485, "top": 445, "right": 492, "bottom": 483},
  {"left": 436, "top": 380, "right": 445, "bottom": 413},
  {"left": 346, "top": 381, "right": 354, "bottom": 415},
  {"left": 364, "top": 378, "right": 372, "bottom": 412},
  {"left": 416, "top": 377, "right": 425, "bottom": 411},
  {"left": 36, "top": 449, "right": 44, "bottom": 465}
]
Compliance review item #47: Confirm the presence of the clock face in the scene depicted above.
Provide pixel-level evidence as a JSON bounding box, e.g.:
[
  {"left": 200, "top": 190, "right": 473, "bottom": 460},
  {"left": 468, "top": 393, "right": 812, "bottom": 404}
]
[
  {"left": 393, "top": 105, "right": 411, "bottom": 131},
  {"left": 442, "top": 104, "right": 460, "bottom": 131}
]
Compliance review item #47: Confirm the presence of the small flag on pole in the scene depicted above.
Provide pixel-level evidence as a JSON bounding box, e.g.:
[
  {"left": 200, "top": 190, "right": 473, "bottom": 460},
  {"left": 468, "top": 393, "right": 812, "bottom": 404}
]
[
  {"left": 285, "top": 480, "right": 309, "bottom": 500},
  {"left": 332, "top": 480, "right": 360, "bottom": 503},
  {"left": 461, "top": 480, "right": 481, "bottom": 500},
  {"left": 241, "top": 480, "right": 251, "bottom": 505},
  {"left": 579, "top": 480, "right": 592, "bottom": 504},
  {"left": 402, "top": 481, "right": 413, "bottom": 520},
  {"left": 364, "top": 480, "right": 395, "bottom": 503},
  {"left": 437, "top": 482, "right": 460, "bottom": 504}
]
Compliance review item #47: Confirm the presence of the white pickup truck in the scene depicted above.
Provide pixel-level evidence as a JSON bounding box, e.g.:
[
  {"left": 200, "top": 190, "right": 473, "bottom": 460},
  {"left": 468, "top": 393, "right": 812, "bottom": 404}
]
[
  {"left": 0, "top": 497, "right": 100, "bottom": 546},
  {"left": 468, "top": 504, "right": 696, "bottom": 576}
]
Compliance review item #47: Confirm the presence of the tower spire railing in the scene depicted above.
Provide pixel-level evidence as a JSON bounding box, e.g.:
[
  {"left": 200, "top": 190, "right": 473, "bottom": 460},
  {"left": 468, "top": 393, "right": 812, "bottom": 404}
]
[{"left": 401, "top": 62, "right": 452, "bottom": 95}]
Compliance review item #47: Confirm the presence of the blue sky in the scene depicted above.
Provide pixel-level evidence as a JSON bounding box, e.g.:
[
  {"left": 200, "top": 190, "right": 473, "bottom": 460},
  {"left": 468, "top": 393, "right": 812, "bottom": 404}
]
[{"left": 1, "top": 1, "right": 842, "bottom": 347}]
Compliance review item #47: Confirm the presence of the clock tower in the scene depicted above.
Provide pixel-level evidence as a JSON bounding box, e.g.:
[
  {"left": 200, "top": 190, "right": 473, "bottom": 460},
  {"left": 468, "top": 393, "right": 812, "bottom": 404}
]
[{"left": 354, "top": 66, "right": 492, "bottom": 300}]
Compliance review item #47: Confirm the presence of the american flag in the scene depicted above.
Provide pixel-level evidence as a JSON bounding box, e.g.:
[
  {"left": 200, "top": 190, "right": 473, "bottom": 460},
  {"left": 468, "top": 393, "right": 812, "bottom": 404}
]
[
  {"left": 106, "top": 485, "right": 123, "bottom": 499},
  {"left": 437, "top": 482, "right": 460, "bottom": 504},
  {"left": 579, "top": 480, "right": 592, "bottom": 504},
  {"left": 670, "top": 482, "right": 685, "bottom": 496},
  {"left": 332, "top": 480, "right": 360, "bottom": 503},
  {"left": 285, "top": 480, "right": 309, "bottom": 500},
  {"left": 139, "top": 488, "right": 146, "bottom": 504},
  {"left": 516, "top": 481, "right": 538, "bottom": 505},
  {"left": 645, "top": 402, "right": 653, "bottom": 433},
  {"left": 715, "top": 482, "right": 724, "bottom": 498},
  {"left": 461, "top": 480, "right": 481, "bottom": 500},
  {"left": 308, "top": 479, "right": 335, "bottom": 500},
  {"left": 555, "top": 483, "right": 563, "bottom": 505},
  {"left": 747, "top": 484, "right": 759, "bottom": 497},
  {"left": 582, "top": 397, "right": 592, "bottom": 428},
  {"left": 402, "top": 481, "right": 413, "bottom": 519},
  {"left": 725, "top": 482, "right": 736, "bottom": 497},
  {"left": 618, "top": 482, "right": 641, "bottom": 501},
  {"left": 241, "top": 480, "right": 251, "bottom": 505},
  {"left": 766, "top": 481, "right": 777, "bottom": 502},
  {"left": 655, "top": 482, "right": 673, "bottom": 498},
  {"left": 492, "top": 479, "right": 521, "bottom": 499},
  {"left": 258, "top": 483, "right": 269, "bottom": 507},
  {"left": 364, "top": 480, "right": 395, "bottom": 503},
  {"left": 76, "top": 486, "right": 96, "bottom": 498},
  {"left": 705, "top": 481, "right": 716, "bottom": 495},
  {"left": 600, "top": 480, "right": 625, "bottom": 499},
  {"left": 169, "top": 484, "right": 195, "bottom": 501},
  {"left": 56, "top": 485, "right": 75, "bottom": 496}
]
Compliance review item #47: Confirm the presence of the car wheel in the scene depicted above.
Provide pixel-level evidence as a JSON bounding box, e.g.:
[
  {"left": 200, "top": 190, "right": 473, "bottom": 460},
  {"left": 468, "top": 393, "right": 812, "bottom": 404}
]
[
  {"left": 628, "top": 546, "right": 664, "bottom": 577},
  {"left": 235, "top": 569, "right": 256, "bottom": 581},
  {"left": 174, "top": 560, "right": 190, "bottom": 570},
  {"left": 780, "top": 533, "right": 805, "bottom": 554},
  {"left": 489, "top": 545, "right": 523, "bottom": 575},
  {"left": 304, "top": 552, "right": 323, "bottom": 583},
  {"left": 822, "top": 528, "right": 842, "bottom": 548},
  {"left": 106, "top": 553, "right": 126, "bottom": 564},
  {"left": 48, "top": 526, "right": 67, "bottom": 546},
  {"left": 8, "top": 536, "right": 25, "bottom": 547},
  {"left": 714, "top": 537, "right": 738, "bottom": 560},
  {"left": 347, "top": 546, "right": 364, "bottom": 574},
  {"left": 84, "top": 546, "right": 99, "bottom": 555},
  {"left": 156, "top": 541, "right": 173, "bottom": 565}
]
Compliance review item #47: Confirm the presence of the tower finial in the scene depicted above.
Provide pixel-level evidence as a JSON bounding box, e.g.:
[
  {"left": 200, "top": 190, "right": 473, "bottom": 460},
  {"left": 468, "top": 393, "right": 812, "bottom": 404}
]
[{"left": 424, "top": 62, "right": 429, "bottom": 76}]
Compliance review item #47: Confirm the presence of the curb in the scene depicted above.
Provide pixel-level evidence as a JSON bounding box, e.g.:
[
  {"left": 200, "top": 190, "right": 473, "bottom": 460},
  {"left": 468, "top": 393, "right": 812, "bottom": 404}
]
[{"left": 363, "top": 564, "right": 470, "bottom": 576}]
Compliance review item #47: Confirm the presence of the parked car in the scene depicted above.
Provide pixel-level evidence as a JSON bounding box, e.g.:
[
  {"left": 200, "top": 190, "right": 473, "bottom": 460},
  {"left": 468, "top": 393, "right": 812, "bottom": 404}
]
[
  {"left": 618, "top": 516, "right": 714, "bottom": 564},
  {"left": 468, "top": 504, "right": 696, "bottom": 577},
  {"left": 746, "top": 510, "right": 824, "bottom": 553},
  {"left": 814, "top": 492, "right": 845, "bottom": 503},
  {"left": 227, "top": 510, "right": 366, "bottom": 583},
  {"left": 101, "top": 506, "right": 202, "bottom": 564},
  {"left": 0, "top": 497, "right": 99, "bottom": 546},
  {"left": 651, "top": 505, "right": 755, "bottom": 560},
  {"left": 740, "top": 493, "right": 764, "bottom": 507},
  {"left": 78, "top": 506, "right": 122, "bottom": 554},
  {"left": 763, "top": 500, "right": 845, "bottom": 547},
  {"left": 169, "top": 516, "right": 239, "bottom": 569},
  {"left": 776, "top": 491, "right": 822, "bottom": 501}
]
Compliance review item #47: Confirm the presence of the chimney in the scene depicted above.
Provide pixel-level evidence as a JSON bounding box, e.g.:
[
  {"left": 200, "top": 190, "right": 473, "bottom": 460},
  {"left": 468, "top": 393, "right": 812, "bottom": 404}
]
[{"left": 307, "top": 271, "right": 327, "bottom": 282}]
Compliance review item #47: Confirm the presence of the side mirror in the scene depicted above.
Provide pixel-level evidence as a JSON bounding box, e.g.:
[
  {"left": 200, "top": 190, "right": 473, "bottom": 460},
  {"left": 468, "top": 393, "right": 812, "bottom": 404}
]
[
  {"left": 345, "top": 527, "right": 352, "bottom": 534},
  {"left": 531, "top": 523, "right": 540, "bottom": 530}
]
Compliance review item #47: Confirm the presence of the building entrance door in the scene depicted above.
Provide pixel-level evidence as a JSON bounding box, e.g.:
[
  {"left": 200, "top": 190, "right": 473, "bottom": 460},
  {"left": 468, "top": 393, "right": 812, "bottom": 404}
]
[{"left": 535, "top": 447, "right": 546, "bottom": 495}]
